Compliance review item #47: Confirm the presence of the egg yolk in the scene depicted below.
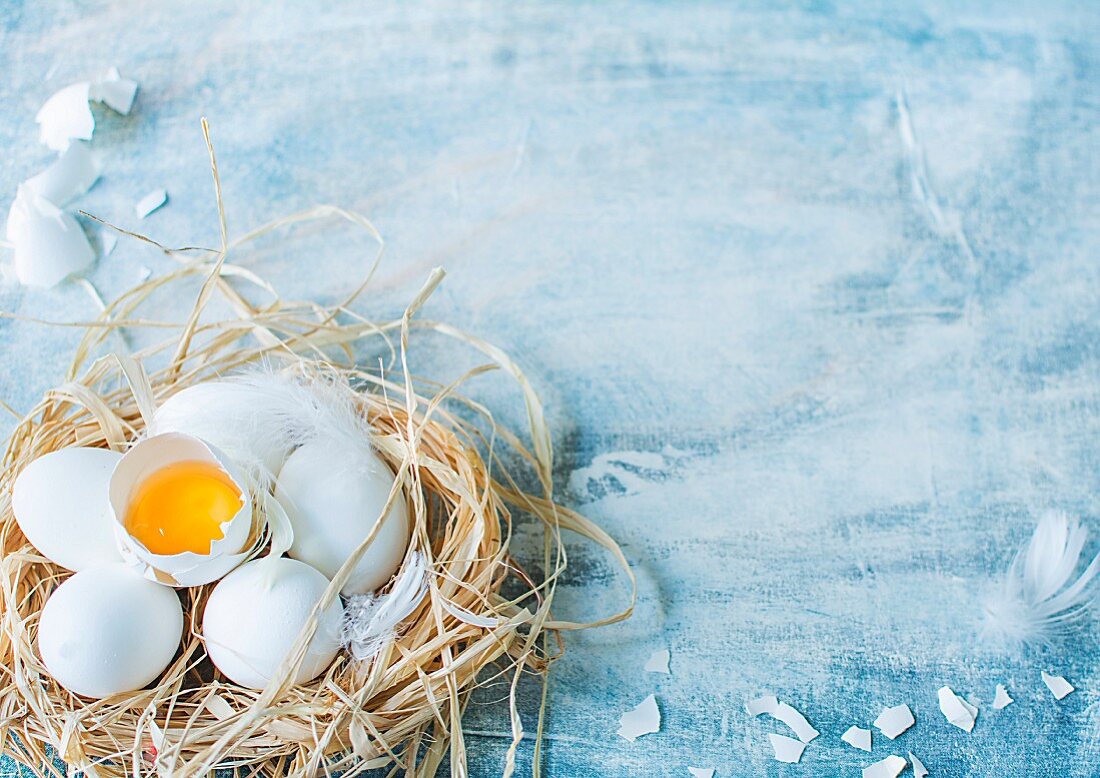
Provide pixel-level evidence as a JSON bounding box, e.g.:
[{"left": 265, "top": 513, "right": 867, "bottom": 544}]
[{"left": 124, "top": 460, "right": 242, "bottom": 555}]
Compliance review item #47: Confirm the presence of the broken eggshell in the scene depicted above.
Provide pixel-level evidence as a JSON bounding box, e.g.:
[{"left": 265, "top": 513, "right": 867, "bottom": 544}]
[
  {"left": 6, "top": 185, "right": 95, "bottom": 287},
  {"left": 25, "top": 141, "right": 100, "bottom": 206},
  {"left": 135, "top": 188, "right": 167, "bottom": 219},
  {"left": 89, "top": 67, "right": 138, "bottom": 115},
  {"left": 109, "top": 432, "right": 256, "bottom": 587},
  {"left": 35, "top": 82, "right": 94, "bottom": 151}
]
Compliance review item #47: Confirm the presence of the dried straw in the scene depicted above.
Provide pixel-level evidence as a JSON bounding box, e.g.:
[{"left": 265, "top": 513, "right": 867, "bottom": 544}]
[{"left": 0, "top": 121, "right": 634, "bottom": 778}]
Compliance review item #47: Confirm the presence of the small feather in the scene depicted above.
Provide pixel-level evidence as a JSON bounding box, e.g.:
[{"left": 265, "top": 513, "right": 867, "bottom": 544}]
[
  {"left": 148, "top": 366, "right": 375, "bottom": 489},
  {"left": 982, "top": 510, "right": 1100, "bottom": 648},
  {"left": 342, "top": 551, "right": 428, "bottom": 660}
]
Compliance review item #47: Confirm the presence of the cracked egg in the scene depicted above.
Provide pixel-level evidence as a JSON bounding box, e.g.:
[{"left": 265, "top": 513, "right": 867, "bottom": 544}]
[{"left": 110, "top": 433, "right": 256, "bottom": 587}]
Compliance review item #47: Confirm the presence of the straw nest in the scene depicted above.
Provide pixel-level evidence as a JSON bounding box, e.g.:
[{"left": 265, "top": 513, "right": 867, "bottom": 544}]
[{"left": 0, "top": 123, "right": 633, "bottom": 778}]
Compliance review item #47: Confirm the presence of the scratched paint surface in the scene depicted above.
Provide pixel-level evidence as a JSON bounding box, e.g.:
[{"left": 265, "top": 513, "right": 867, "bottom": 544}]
[{"left": 2, "top": 2, "right": 1099, "bottom": 776}]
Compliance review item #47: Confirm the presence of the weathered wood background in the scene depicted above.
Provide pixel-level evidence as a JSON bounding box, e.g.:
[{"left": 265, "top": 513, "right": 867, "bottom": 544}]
[{"left": 2, "top": 2, "right": 1099, "bottom": 775}]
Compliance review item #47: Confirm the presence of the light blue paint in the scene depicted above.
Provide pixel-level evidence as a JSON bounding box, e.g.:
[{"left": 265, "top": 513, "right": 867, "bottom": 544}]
[{"left": 2, "top": 2, "right": 1099, "bottom": 776}]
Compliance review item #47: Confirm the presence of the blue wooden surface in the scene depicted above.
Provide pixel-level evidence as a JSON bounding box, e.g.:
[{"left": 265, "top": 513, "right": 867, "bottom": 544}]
[{"left": 2, "top": 2, "right": 1100, "bottom": 776}]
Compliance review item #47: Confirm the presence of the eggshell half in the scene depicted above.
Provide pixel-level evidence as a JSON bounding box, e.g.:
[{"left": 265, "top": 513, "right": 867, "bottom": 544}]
[
  {"left": 12, "top": 447, "right": 123, "bottom": 571},
  {"left": 109, "top": 433, "right": 254, "bottom": 587},
  {"left": 7, "top": 185, "right": 96, "bottom": 288},
  {"left": 202, "top": 557, "right": 343, "bottom": 689},
  {"left": 38, "top": 563, "right": 183, "bottom": 698}
]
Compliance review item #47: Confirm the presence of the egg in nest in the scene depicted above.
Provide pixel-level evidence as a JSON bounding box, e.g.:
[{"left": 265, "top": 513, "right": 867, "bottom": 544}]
[
  {"left": 12, "top": 447, "right": 122, "bottom": 572},
  {"left": 202, "top": 556, "right": 343, "bottom": 689},
  {"left": 276, "top": 440, "right": 410, "bottom": 596},
  {"left": 37, "top": 563, "right": 183, "bottom": 698},
  {"left": 110, "top": 433, "right": 257, "bottom": 587}
]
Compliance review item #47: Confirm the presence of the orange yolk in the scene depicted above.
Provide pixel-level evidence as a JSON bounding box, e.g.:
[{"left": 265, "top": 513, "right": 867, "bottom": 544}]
[{"left": 124, "top": 460, "right": 242, "bottom": 555}]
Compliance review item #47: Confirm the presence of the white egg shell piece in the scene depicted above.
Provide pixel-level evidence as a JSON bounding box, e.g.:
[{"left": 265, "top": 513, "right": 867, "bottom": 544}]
[
  {"left": 13, "top": 447, "right": 123, "bottom": 572},
  {"left": 25, "top": 141, "right": 100, "bottom": 206},
  {"left": 276, "top": 441, "right": 410, "bottom": 596},
  {"left": 202, "top": 557, "right": 343, "bottom": 689},
  {"left": 35, "top": 82, "right": 94, "bottom": 151},
  {"left": 109, "top": 433, "right": 254, "bottom": 587},
  {"left": 38, "top": 563, "right": 183, "bottom": 698},
  {"left": 148, "top": 382, "right": 294, "bottom": 478},
  {"left": 6, "top": 185, "right": 96, "bottom": 288}
]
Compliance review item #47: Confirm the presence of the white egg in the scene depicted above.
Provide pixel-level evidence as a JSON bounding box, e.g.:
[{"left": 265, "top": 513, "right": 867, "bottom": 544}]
[
  {"left": 38, "top": 563, "right": 183, "bottom": 698},
  {"left": 275, "top": 441, "right": 409, "bottom": 596},
  {"left": 13, "top": 447, "right": 122, "bottom": 572},
  {"left": 202, "top": 557, "right": 343, "bottom": 689},
  {"left": 149, "top": 382, "right": 294, "bottom": 477}
]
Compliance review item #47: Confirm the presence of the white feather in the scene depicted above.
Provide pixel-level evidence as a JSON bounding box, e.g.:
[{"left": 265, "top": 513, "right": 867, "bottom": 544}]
[
  {"left": 342, "top": 551, "right": 428, "bottom": 660},
  {"left": 982, "top": 510, "right": 1100, "bottom": 648},
  {"left": 148, "top": 367, "right": 373, "bottom": 488}
]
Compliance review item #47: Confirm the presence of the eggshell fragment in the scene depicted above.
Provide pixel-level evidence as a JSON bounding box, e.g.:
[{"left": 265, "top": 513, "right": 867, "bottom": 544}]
[
  {"left": 937, "top": 686, "right": 977, "bottom": 732},
  {"left": 12, "top": 447, "right": 122, "bottom": 571},
  {"left": 771, "top": 701, "right": 819, "bottom": 743},
  {"left": 25, "top": 142, "right": 100, "bottom": 206},
  {"left": 617, "top": 694, "right": 660, "bottom": 741},
  {"left": 873, "top": 703, "right": 914, "bottom": 739},
  {"left": 202, "top": 557, "right": 343, "bottom": 689},
  {"left": 276, "top": 441, "right": 410, "bottom": 596},
  {"left": 134, "top": 189, "right": 167, "bottom": 219},
  {"left": 993, "top": 683, "right": 1013, "bottom": 709},
  {"left": 841, "top": 725, "right": 872, "bottom": 752},
  {"left": 109, "top": 433, "right": 254, "bottom": 587},
  {"left": 1042, "top": 670, "right": 1074, "bottom": 700},
  {"left": 767, "top": 734, "right": 804, "bottom": 764},
  {"left": 6, "top": 186, "right": 95, "bottom": 287},
  {"left": 38, "top": 563, "right": 183, "bottom": 698},
  {"left": 863, "top": 756, "right": 907, "bottom": 778},
  {"left": 644, "top": 648, "right": 670, "bottom": 674},
  {"left": 89, "top": 67, "right": 138, "bottom": 115},
  {"left": 35, "top": 82, "right": 94, "bottom": 150},
  {"left": 96, "top": 229, "right": 118, "bottom": 259},
  {"left": 746, "top": 694, "right": 778, "bottom": 716}
]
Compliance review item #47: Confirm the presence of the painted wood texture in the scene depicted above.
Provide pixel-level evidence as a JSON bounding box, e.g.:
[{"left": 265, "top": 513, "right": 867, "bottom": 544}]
[{"left": 1, "top": 2, "right": 1099, "bottom": 776}]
